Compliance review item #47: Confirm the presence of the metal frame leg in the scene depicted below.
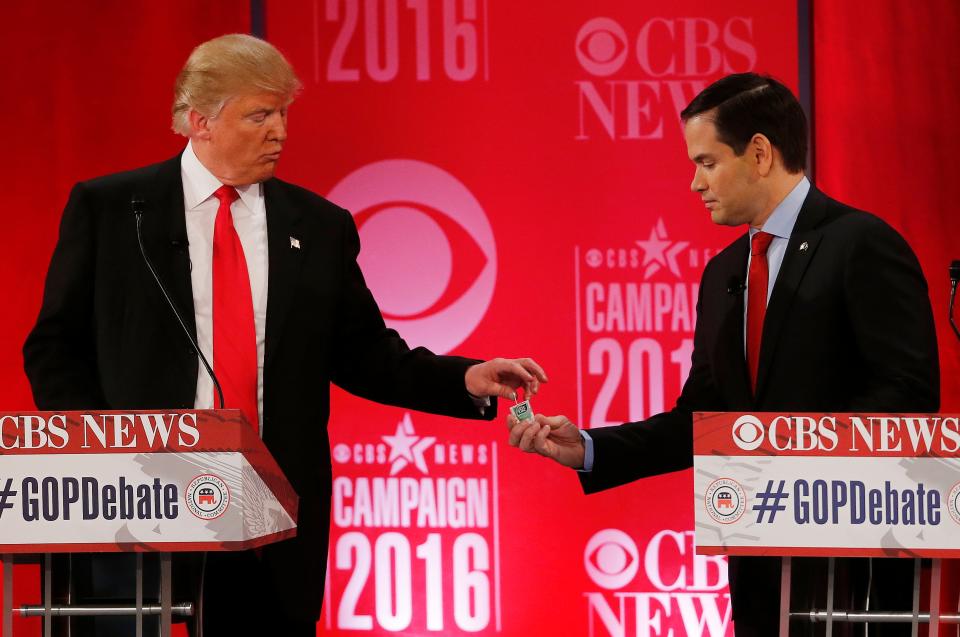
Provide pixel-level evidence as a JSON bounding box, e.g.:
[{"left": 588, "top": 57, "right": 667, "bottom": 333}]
[
  {"left": 930, "top": 558, "right": 941, "bottom": 636},
  {"left": 43, "top": 554, "right": 51, "bottom": 637},
  {"left": 3, "top": 554, "right": 12, "bottom": 637},
  {"left": 779, "top": 557, "right": 791, "bottom": 637},
  {"left": 160, "top": 553, "right": 171, "bottom": 637},
  {"left": 66, "top": 554, "right": 72, "bottom": 637},
  {"left": 826, "top": 557, "right": 836, "bottom": 637},
  {"left": 135, "top": 553, "right": 143, "bottom": 637},
  {"left": 196, "top": 553, "right": 207, "bottom": 637},
  {"left": 911, "top": 558, "right": 921, "bottom": 637}
]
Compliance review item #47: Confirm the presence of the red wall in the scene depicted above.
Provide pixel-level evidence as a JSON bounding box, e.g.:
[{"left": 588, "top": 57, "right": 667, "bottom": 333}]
[
  {"left": 0, "top": 1, "right": 956, "bottom": 636},
  {"left": 813, "top": 0, "right": 960, "bottom": 412}
]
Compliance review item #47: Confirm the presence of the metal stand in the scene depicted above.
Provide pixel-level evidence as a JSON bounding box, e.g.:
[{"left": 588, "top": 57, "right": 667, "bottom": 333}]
[
  {"left": 784, "top": 557, "right": 960, "bottom": 632},
  {"left": 2, "top": 554, "right": 11, "bottom": 637},
  {"left": 0, "top": 552, "right": 193, "bottom": 636},
  {"left": 779, "top": 557, "right": 792, "bottom": 637}
]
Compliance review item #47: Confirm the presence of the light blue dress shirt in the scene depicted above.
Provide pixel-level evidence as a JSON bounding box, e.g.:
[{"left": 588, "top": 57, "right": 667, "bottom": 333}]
[{"left": 579, "top": 177, "right": 811, "bottom": 472}]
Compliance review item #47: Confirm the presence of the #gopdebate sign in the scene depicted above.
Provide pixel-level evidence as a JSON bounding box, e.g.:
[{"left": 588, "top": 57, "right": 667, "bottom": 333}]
[
  {"left": 0, "top": 410, "right": 297, "bottom": 553},
  {"left": 694, "top": 412, "right": 960, "bottom": 557}
]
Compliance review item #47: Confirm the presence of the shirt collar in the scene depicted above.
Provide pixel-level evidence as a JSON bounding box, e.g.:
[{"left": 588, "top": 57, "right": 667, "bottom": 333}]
[
  {"left": 180, "top": 141, "right": 262, "bottom": 214},
  {"left": 749, "top": 176, "right": 810, "bottom": 240}
]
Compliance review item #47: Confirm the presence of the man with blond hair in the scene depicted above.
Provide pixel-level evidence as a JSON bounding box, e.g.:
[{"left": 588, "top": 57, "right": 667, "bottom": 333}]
[{"left": 25, "top": 34, "right": 546, "bottom": 636}]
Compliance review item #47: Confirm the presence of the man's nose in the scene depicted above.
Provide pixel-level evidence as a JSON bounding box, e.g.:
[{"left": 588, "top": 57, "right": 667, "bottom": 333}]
[
  {"left": 690, "top": 169, "right": 706, "bottom": 193},
  {"left": 270, "top": 113, "right": 287, "bottom": 142}
]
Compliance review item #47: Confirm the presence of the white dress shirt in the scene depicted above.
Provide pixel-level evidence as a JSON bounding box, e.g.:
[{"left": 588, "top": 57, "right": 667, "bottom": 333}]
[
  {"left": 743, "top": 177, "right": 810, "bottom": 351},
  {"left": 181, "top": 142, "right": 269, "bottom": 435}
]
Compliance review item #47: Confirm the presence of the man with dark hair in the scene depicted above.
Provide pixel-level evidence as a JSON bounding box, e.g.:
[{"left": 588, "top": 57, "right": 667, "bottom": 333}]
[
  {"left": 507, "top": 73, "right": 939, "bottom": 635},
  {"left": 681, "top": 72, "right": 808, "bottom": 173}
]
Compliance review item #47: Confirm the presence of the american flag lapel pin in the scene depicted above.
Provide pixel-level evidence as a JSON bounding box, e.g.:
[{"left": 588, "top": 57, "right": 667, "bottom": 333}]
[{"left": 290, "top": 236, "right": 301, "bottom": 250}]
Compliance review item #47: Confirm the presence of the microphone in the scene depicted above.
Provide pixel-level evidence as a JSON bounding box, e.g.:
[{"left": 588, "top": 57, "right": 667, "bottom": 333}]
[
  {"left": 727, "top": 275, "right": 745, "bottom": 295},
  {"left": 131, "top": 195, "right": 225, "bottom": 409},
  {"left": 950, "top": 260, "right": 960, "bottom": 342}
]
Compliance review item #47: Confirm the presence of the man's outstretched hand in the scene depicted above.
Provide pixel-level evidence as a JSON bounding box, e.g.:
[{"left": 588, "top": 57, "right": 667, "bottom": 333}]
[
  {"left": 465, "top": 357, "right": 548, "bottom": 400},
  {"left": 506, "top": 413, "right": 585, "bottom": 469}
]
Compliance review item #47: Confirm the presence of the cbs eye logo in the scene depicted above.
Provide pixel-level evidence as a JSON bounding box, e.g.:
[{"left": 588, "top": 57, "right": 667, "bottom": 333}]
[
  {"left": 732, "top": 414, "right": 765, "bottom": 451},
  {"left": 328, "top": 160, "right": 496, "bottom": 355},
  {"left": 583, "top": 528, "right": 639, "bottom": 590},
  {"left": 575, "top": 17, "right": 628, "bottom": 76}
]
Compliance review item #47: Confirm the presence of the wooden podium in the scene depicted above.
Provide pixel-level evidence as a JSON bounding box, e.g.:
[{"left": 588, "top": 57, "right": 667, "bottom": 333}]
[
  {"left": 694, "top": 412, "right": 960, "bottom": 635},
  {"left": 0, "top": 409, "right": 298, "bottom": 636}
]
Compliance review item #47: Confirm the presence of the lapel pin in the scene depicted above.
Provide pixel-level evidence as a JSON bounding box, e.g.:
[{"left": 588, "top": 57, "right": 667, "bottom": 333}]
[
  {"left": 290, "top": 237, "right": 301, "bottom": 250},
  {"left": 799, "top": 241, "right": 809, "bottom": 253}
]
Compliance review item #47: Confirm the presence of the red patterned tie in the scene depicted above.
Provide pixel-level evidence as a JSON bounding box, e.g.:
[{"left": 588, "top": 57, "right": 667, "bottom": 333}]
[
  {"left": 747, "top": 231, "right": 774, "bottom": 394},
  {"left": 212, "top": 185, "right": 259, "bottom": 430}
]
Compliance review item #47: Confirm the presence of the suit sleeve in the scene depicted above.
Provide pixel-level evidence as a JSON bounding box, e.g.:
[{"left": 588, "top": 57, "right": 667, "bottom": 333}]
[
  {"left": 23, "top": 182, "right": 107, "bottom": 410},
  {"left": 329, "top": 212, "right": 494, "bottom": 420},
  {"left": 843, "top": 217, "right": 940, "bottom": 411},
  {"left": 579, "top": 262, "right": 726, "bottom": 494}
]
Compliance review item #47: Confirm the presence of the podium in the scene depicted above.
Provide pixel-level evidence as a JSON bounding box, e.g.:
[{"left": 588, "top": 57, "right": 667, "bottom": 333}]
[
  {"left": 0, "top": 409, "right": 298, "bottom": 636},
  {"left": 694, "top": 412, "right": 960, "bottom": 635}
]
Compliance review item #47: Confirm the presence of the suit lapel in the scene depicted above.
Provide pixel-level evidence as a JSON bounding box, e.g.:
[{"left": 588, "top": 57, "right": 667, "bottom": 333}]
[
  {"left": 143, "top": 155, "right": 197, "bottom": 340},
  {"left": 713, "top": 235, "right": 754, "bottom": 408},
  {"left": 755, "top": 187, "right": 829, "bottom": 399},
  {"left": 263, "top": 179, "right": 304, "bottom": 373}
]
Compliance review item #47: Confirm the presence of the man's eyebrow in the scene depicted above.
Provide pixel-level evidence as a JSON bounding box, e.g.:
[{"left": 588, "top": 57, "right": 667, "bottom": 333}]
[
  {"left": 692, "top": 153, "right": 713, "bottom": 163},
  {"left": 244, "top": 107, "right": 274, "bottom": 116}
]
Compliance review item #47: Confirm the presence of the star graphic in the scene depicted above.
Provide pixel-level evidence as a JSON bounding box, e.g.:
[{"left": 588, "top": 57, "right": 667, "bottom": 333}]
[
  {"left": 382, "top": 413, "right": 436, "bottom": 476},
  {"left": 637, "top": 227, "right": 670, "bottom": 269},
  {"left": 635, "top": 218, "right": 689, "bottom": 278}
]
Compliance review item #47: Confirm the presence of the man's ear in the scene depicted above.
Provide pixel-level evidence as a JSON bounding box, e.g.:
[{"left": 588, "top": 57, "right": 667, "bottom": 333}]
[
  {"left": 750, "top": 133, "right": 774, "bottom": 177},
  {"left": 188, "top": 109, "right": 213, "bottom": 141}
]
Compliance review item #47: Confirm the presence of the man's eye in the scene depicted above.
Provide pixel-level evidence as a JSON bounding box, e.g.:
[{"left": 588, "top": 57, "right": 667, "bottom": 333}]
[{"left": 249, "top": 114, "right": 267, "bottom": 123}]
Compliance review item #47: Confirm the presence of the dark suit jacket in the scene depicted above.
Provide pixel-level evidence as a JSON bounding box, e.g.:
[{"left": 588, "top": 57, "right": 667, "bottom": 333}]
[
  {"left": 23, "top": 154, "right": 495, "bottom": 621},
  {"left": 579, "top": 186, "right": 940, "bottom": 634}
]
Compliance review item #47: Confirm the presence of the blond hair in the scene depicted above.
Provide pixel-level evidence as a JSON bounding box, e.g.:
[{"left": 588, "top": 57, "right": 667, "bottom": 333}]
[{"left": 171, "top": 34, "right": 301, "bottom": 136}]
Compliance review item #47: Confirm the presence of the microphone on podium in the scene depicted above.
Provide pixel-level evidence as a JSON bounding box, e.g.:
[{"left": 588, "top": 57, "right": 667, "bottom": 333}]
[{"left": 131, "top": 195, "right": 225, "bottom": 409}]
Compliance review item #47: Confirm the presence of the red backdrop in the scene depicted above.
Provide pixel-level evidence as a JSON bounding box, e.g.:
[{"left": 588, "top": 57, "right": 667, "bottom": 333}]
[
  {"left": 0, "top": 1, "right": 957, "bottom": 636},
  {"left": 813, "top": 0, "right": 960, "bottom": 413},
  {"left": 268, "top": 2, "right": 794, "bottom": 635}
]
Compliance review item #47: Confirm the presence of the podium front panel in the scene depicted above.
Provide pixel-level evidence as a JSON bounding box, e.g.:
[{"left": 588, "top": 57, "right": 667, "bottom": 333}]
[
  {"left": 0, "top": 410, "right": 297, "bottom": 553},
  {"left": 693, "top": 412, "right": 960, "bottom": 557}
]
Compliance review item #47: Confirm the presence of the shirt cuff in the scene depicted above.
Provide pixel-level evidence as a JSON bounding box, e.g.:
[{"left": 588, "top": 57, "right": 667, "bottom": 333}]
[{"left": 577, "top": 429, "right": 595, "bottom": 472}]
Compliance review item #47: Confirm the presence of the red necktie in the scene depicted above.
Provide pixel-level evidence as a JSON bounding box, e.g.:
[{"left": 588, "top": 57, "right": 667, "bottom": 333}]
[
  {"left": 746, "top": 231, "right": 774, "bottom": 394},
  {"left": 212, "top": 185, "right": 259, "bottom": 430}
]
